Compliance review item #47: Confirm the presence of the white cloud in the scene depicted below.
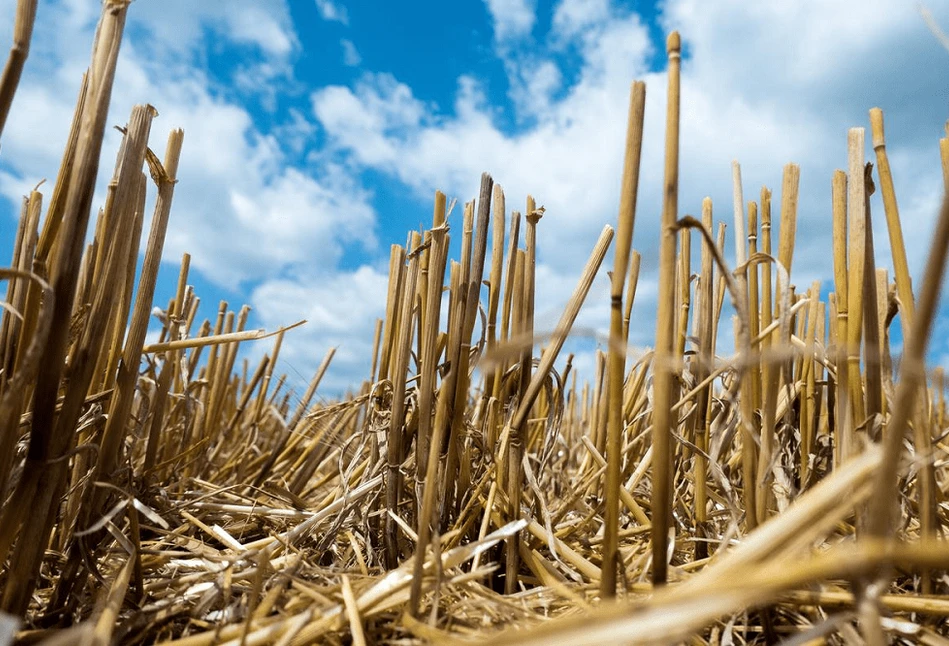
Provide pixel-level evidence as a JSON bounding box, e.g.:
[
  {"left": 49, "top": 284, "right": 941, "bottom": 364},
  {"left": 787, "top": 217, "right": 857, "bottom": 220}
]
[
  {"left": 309, "top": 0, "right": 949, "bottom": 371},
  {"left": 315, "top": 0, "right": 349, "bottom": 26},
  {"left": 552, "top": 0, "right": 611, "bottom": 40},
  {"left": 312, "top": 73, "right": 428, "bottom": 166},
  {"left": 340, "top": 39, "right": 362, "bottom": 67},
  {"left": 0, "top": 0, "right": 378, "bottom": 287},
  {"left": 273, "top": 108, "right": 318, "bottom": 155},
  {"left": 5, "top": 0, "right": 949, "bottom": 393},
  {"left": 251, "top": 265, "right": 390, "bottom": 395},
  {"left": 484, "top": 0, "right": 536, "bottom": 42},
  {"left": 129, "top": 1, "right": 297, "bottom": 58},
  {"left": 504, "top": 58, "right": 563, "bottom": 121},
  {"left": 0, "top": 0, "right": 381, "bottom": 390},
  {"left": 231, "top": 57, "right": 301, "bottom": 112}
]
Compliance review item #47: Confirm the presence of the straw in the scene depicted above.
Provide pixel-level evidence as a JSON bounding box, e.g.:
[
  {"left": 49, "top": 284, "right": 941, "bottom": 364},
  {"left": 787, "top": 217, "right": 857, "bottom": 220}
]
[
  {"left": 1, "top": 15, "right": 948, "bottom": 644},
  {"left": 649, "top": 30, "right": 681, "bottom": 587},
  {"left": 601, "top": 79, "right": 645, "bottom": 598}
]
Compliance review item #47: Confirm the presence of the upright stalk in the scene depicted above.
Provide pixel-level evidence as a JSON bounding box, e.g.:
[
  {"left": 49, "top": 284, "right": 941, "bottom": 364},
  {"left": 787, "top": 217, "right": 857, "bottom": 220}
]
[
  {"left": 601, "top": 80, "right": 645, "bottom": 598},
  {"left": 651, "top": 32, "right": 681, "bottom": 586}
]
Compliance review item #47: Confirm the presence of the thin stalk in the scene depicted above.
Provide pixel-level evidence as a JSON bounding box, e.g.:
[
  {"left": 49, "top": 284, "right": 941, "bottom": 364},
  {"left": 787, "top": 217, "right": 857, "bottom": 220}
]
[
  {"left": 494, "top": 212, "right": 521, "bottom": 401},
  {"left": 445, "top": 174, "right": 493, "bottom": 524},
  {"left": 385, "top": 233, "right": 421, "bottom": 569},
  {"left": 868, "top": 192, "right": 949, "bottom": 600},
  {"left": 869, "top": 108, "right": 914, "bottom": 328},
  {"left": 760, "top": 187, "right": 773, "bottom": 345},
  {"left": 875, "top": 269, "right": 891, "bottom": 418},
  {"left": 438, "top": 205, "right": 474, "bottom": 522},
  {"left": 861, "top": 165, "right": 883, "bottom": 424},
  {"left": 379, "top": 245, "right": 406, "bottom": 381},
  {"left": 601, "top": 80, "right": 645, "bottom": 598},
  {"left": 97, "top": 127, "right": 181, "bottom": 492},
  {"left": 143, "top": 253, "right": 190, "bottom": 474},
  {"left": 846, "top": 129, "right": 867, "bottom": 432},
  {"left": 252, "top": 346, "right": 336, "bottom": 491},
  {"left": 747, "top": 201, "right": 761, "bottom": 413},
  {"left": 800, "top": 281, "right": 821, "bottom": 485},
  {"left": 508, "top": 226, "right": 615, "bottom": 458},
  {"left": 517, "top": 196, "right": 540, "bottom": 403},
  {"left": 651, "top": 32, "right": 681, "bottom": 586},
  {"left": 287, "top": 345, "right": 336, "bottom": 430},
  {"left": 252, "top": 327, "right": 284, "bottom": 426},
  {"left": 0, "top": 192, "right": 42, "bottom": 500},
  {"left": 483, "top": 185, "right": 506, "bottom": 407},
  {"left": 692, "top": 197, "right": 714, "bottom": 561},
  {"left": 622, "top": 250, "right": 641, "bottom": 343},
  {"left": 409, "top": 221, "right": 449, "bottom": 616},
  {"left": 759, "top": 163, "right": 799, "bottom": 523},
  {"left": 0, "top": 196, "right": 30, "bottom": 371},
  {"left": 369, "top": 318, "right": 383, "bottom": 383},
  {"left": 413, "top": 265, "right": 463, "bottom": 610},
  {"left": 0, "top": 0, "right": 37, "bottom": 141},
  {"left": 732, "top": 161, "right": 757, "bottom": 529},
  {"left": 831, "top": 170, "right": 850, "bottom": 465},
  {"left": 675, "top": 227, "right": 691, "bottom": 359},
  {"left": 711, "top": 223, "right": 727, "bottom": 373},
  {"left": 413, "top": 194, "right": 446, "bottom": 500}
]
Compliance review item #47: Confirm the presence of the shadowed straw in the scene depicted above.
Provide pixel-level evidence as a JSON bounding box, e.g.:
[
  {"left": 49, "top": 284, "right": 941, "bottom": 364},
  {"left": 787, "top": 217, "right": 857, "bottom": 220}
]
[
  {"left": 0, "top": 1, "right": 132, "bottom": 615},
  {"left": 650, "top": 30, "right": 681, "bottom": 587}
]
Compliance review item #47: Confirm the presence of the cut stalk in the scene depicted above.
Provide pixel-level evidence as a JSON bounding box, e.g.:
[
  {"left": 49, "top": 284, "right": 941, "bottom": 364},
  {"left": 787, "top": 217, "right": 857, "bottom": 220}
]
[
  {"left": 846, "top": 129, "right": 867, "bottom": 432},
  {"left": 0, "top": 0, "right": 37, "bottom": 141},
  {"left": 692, "top": 197, "right": 714, "bottom": 561},
  {"left": 868, "top": 192, "right": 949, "bottom": 595},
  {"left": 861, "top": 165, "right": 883, "bottom": 424},
  {"left": 869, "top": 109, "right": 914, "bottom": 328},
  {"left": 0, "top": 10, "right": 135, "bottom": 605},
  {"left": 601, "top": 80, "right": 645, "bottom": 598},
  {"left": 759, "top": 163, "right": 799, "bottom": 523},
  {"left": 385, "top": 233, "right": 421, "bottom": 569},
  {"left": 733, "top": 162, "right": 758, "bottom": 528},
  {"left": 831, "top": 170, "right": 850, "bottom": 465},
  {"left": 483, "top": 185, "right": 506, "bottom": 409},
  {"left": 651, "top": 32, "right": 681, "bottom": 586},
  {"left": 409, "top": 220, "right": 449, "bottom": 616}
]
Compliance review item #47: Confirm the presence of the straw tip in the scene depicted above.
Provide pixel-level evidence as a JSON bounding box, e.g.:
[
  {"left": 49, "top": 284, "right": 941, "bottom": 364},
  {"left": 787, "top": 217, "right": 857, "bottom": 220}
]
[
  {"left": 869, "top": 108, "right": 885, "bottom": 146},
  {"left": 666, "top": 31, "right": 681, "bottom": 54}
]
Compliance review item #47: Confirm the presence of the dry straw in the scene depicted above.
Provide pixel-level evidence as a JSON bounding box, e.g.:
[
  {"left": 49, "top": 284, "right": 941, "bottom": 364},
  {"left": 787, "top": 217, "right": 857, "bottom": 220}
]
[{"left": 1, "top": 9, "right": 948, "bottom": 646}]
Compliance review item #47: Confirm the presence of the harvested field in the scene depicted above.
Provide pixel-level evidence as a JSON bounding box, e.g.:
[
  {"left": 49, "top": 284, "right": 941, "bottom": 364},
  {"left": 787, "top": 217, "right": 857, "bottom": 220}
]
[{"left": 1, "top": 2, "right": 949, "bottom": 644}]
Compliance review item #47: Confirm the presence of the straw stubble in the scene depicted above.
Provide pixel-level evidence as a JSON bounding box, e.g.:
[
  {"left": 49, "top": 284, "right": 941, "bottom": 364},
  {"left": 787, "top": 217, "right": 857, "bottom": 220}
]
[{"left": 1, "top": 11, "right": 948, "bottom": 645}]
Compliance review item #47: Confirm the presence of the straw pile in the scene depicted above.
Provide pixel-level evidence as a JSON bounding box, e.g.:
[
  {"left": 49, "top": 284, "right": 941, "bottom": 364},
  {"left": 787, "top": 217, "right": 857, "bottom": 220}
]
[{"left": 1, "top": 3, "right": 948, "bottom": 645}]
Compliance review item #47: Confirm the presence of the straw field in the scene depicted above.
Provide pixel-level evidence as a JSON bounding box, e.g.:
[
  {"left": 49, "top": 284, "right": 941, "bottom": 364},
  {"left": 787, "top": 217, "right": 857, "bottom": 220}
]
[{"left": 1, "top": 2, "right": 949, "bottom": 644}]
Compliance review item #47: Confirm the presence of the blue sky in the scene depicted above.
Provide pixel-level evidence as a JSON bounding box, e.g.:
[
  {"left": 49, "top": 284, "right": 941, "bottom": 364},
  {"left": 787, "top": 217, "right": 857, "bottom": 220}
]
[{"left": 1, "top": 0, "right": 949, "bottom": 397}]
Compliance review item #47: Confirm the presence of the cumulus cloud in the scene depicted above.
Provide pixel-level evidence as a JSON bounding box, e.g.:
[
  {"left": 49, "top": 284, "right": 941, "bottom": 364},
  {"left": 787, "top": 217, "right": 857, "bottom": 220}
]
[
  {"left": 250, "top": 266, "right": 390, "bottom": 395},
  {"left": 0, "top": 0, "right": 382, "bottom": 394},
  {"left": 128, "top": 1, "right": 297, "bottom": 58},
  {"left": 552, "top": 0, "right": 611, "bottom": 39},
  {"left": 341, "top": 39, "right": 362, "bottom": 67},
  {"left": 315, "top": 0, "right": 349, "bottom": 26},
  {"left": 484, "top": 0, "right": 536, "bottom": 42},
  {"left": 0, "top": 0, "right": 380, "bottom": 286}
]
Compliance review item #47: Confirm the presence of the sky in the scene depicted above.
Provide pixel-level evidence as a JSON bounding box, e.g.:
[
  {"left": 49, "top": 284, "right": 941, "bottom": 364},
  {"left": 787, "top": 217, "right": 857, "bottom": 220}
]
[{"left": 0, "top": 0, "right": 948, "bottom": 400}]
